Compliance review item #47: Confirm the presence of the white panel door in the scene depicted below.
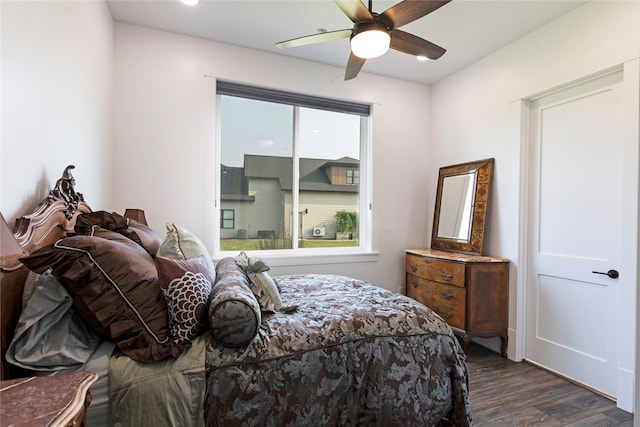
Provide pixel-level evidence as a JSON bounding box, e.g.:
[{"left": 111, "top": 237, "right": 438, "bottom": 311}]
[{"left": 525, "top": 71, "right": 624, "bottom": 398}]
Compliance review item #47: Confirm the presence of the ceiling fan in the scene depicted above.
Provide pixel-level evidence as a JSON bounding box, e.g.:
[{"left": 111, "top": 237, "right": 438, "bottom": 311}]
[{"left": 276, "top": 0, "right": 452, "bottom": 81}]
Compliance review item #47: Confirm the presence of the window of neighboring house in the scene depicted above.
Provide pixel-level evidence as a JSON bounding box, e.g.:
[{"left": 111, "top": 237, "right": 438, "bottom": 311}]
[
  {"left": 221, "top": 209, "right": 235, "bottom": 229},
  {"left": 216, "top": 81, "right": 371, "bottom": 255},
  {"left": 346, "top": 169, "right": 359, "bottom": 185}
]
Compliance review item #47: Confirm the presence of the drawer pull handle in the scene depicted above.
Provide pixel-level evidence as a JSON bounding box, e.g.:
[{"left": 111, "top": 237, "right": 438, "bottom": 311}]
[
  {"left": 440, "top": 290, "right": 453, "bottom": 300},
  {"left": 410, "top": 265, "right": 418, "bottom": 273},
  {"left": 411, "top": 279, "right": 419, "bottom": 288},
  {"left": 440, "top": 309, "right": 453, "bottom": 319},
  {"left": 440, "top": 272, "right": 453, "bottom": 281}
]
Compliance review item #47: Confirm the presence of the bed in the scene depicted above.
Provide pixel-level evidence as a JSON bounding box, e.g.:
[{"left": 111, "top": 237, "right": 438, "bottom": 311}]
[{"left": 0, "top": 166, "right": 472, "bottom": 426}]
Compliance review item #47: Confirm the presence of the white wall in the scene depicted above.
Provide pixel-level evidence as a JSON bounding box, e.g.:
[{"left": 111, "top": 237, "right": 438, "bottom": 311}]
[
  {"left": 429, "top": 0, "right": 639, "bottom": 410},
  {"left": 0, "top": 1, "right": 113, "bottom": 222},
  {"left": 113, "top": 23, "right": 432, "bottom": 291}
]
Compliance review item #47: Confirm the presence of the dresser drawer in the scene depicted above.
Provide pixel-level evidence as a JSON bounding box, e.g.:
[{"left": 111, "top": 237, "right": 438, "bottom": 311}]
[
  {"left": 406, "top": 274, "right": 465, "bottom": 329},
  {"left": 406, "top": 254, "right": 465, "bottom": 287}
]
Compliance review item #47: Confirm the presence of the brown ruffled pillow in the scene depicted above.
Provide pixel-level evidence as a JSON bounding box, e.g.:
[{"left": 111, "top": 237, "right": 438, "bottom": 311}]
[
  {"left": 156, "top": 255, "right": 214, "bottom": 343},
  {"left": 20, "top": 230, "right": 184, "bottom": 363},
  {"left": 75, "top": 211, "right": 163, "bottom": 256},
  {"left": 209, "top": 257, "right": 261, "bottom": 347}
]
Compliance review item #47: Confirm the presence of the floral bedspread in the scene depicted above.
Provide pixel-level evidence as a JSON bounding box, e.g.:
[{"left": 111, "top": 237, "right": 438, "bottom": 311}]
[{"left": 204, "top": 274, "right": 472, "bottom": 426}]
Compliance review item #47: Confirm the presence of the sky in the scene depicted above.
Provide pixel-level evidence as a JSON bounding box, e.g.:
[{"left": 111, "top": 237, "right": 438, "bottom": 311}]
[{"left": 220, "top": 96, "right": 361, "bottom": 167}]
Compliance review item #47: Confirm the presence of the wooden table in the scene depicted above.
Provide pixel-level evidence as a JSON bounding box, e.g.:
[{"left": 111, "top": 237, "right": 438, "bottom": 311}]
[{"left": 0, "top": 370, "right": 98, "bottom": 427}]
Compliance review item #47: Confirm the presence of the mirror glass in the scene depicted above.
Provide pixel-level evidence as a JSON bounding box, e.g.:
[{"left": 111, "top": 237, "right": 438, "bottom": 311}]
[
  {"left": 436, "top": 172, "right": 476, "bottom": 240},
  {"left": 431, "top": 158, "right": 494, "bottom": 255}
]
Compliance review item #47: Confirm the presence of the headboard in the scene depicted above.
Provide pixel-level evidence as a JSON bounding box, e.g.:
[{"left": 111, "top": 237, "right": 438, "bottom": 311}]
[{"left": 0, "top": 165, "right": 91, "bottom": 380}]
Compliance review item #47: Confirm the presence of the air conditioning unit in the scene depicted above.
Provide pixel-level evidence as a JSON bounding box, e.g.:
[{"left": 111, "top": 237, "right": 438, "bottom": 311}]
[{"left": 312, "top": 226, "right": 325, "bottom": 237}]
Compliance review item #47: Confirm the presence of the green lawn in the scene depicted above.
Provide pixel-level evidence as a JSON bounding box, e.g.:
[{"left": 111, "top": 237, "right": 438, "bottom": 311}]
[{"left": 221, "top": 239, "right": 359, "bottom": 251}]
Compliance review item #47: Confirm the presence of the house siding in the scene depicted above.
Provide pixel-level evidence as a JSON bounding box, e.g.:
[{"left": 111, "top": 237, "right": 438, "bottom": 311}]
[
  {"left": 220, "top": 178, "right": 283, "bottom": 239},
  {"left": 285, "top": 191, "right": 359, "bottom": 239}
]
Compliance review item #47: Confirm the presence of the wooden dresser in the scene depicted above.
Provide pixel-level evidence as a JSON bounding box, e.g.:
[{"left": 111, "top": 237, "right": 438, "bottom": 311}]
[
  {"left": 0, "top": 370, "right": 98, "bottom": 426},
  {"left": 406, "top": 249, "right": 509, "bottom": 357}
]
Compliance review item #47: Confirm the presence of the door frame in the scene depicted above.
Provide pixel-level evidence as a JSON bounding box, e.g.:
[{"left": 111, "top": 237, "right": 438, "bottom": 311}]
[{"left": 514, "top": 60, "right": 639, "bottom": 412}]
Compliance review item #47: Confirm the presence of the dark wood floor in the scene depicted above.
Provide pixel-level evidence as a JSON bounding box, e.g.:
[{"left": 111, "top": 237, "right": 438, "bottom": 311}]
[{"left": 466, "top": 343, "right": 633, "bottom": 427}]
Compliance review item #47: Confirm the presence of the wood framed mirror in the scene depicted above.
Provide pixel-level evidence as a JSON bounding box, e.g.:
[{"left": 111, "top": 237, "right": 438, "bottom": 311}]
[{"left": 431, "top": 158, "right": 494, "bottom": 255}]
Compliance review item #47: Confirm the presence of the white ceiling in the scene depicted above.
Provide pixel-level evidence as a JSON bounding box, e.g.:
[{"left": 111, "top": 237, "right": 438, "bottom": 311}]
[{"left": 107, "top": 0, "right": 587, "bottom": 85}]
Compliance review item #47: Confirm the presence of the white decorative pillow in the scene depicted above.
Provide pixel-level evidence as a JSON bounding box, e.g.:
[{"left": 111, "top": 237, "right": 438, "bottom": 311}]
[
  {"left": 235, "top": 251, "right": 295, "bottom": 313},
  {"left": 247, "top": 271, "right": 283, "bottom": 313},
  {"left": 157, "top": 222, "right": 216, "bottom": 282}
]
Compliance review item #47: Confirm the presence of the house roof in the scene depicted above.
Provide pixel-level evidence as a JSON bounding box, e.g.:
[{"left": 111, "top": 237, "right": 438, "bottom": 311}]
[{"left": 243, "top": 154, "right": 359, "bottom": 193}]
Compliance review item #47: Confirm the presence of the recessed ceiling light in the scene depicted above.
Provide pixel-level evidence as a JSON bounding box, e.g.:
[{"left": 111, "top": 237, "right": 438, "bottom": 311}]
[
  {"left": 180, "top": 0, "right": 199, "bottom": 5},
  {"left": 417, "top": 56, "right": 430, "bottom": 61}
]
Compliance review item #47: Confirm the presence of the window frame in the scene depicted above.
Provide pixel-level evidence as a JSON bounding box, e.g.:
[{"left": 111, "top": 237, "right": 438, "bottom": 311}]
[
  {"left": 346, "top": 169, "right": 360, "bottom": 185},
  {"left": 220, "top": 209, "right": 235, "bottom": 229},
  {"left": 214, "top": 80, "right": 374, "bottom": 259}
]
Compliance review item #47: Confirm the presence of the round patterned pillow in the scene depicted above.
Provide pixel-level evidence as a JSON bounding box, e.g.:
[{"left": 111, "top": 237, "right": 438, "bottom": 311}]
[{"left": 209, "top": 257, "right": 261, "bottom": 347}]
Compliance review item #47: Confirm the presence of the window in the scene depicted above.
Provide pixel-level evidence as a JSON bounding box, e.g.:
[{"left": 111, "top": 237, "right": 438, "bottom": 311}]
[
  {"left": 221, "top": 209, "right": 235, "bottom": 229},
  {"left": 346, "top": 169, "right": 359, "bottom": 185},
  {"left": 216, "top": 81, "right": 371, "bottom": 255}
]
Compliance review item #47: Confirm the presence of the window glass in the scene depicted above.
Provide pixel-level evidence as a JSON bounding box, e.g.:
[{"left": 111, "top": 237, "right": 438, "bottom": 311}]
[
  {"left": 346, "top": 169, "right": 360, "bottom": 185},
  {"left": 220, "top": 96, "right": 293, "bottom": 250},
  {"left": 221, "top": 209, "right": 235, "bottom": 229},
  {"left": 217, "top": 84, "right": 368, "bottom": 254},
  {"left": 297, "top": 108, "right": 360, "bottom": 248}
]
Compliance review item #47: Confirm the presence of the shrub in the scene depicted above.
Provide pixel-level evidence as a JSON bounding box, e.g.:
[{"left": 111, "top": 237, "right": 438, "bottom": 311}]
[{"left": 335, "top": 210, "right": 358, "bottom": 233}]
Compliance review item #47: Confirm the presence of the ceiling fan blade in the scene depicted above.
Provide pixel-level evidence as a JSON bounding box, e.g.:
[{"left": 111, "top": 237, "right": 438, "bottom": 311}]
[
  {"left": 276, "top": 29, "right": 352, "bottom": 49},
  {"left": 334, "top": 0, "right": 373, "bottom": 23},
  {"left": 344, "top": 52, "right": 366, "bottom": 80},
  {"left": 381, "top": 0, "right": 452, "bottom": 29},
  {"left": 390, "top": 29, "right": 446, "bottom": 59}
]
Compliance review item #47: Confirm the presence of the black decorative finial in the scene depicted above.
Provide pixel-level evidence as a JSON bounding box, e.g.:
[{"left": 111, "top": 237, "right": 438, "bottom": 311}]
[{"left": 47, "top": 165, "right": 85, "bottom": 219}]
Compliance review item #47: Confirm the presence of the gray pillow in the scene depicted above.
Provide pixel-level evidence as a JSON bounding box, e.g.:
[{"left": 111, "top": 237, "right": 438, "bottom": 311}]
[{"left": 6, "top": 272, "right": 101, "bottom": 371}]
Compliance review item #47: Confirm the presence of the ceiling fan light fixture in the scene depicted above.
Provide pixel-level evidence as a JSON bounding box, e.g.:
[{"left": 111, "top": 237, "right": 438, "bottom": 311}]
[
  {"left": 417, "top": 55, "right": 430, "bottom": 61},
  {"left": 351, "top": 25, "right": 391, "bottom": 59},
  {"left": 179, "top": 0, "right": 199, "bottom": 5},
  {"left": 276, "top": 0, "right": 450, "bottom": 80}
]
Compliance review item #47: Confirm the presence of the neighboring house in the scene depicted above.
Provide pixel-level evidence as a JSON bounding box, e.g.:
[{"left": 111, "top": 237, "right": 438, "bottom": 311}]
[{"left": 220, "top": 154, "right": 359, "bottom": 240}]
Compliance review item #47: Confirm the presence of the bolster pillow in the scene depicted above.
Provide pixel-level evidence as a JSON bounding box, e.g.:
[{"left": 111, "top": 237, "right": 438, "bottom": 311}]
[{"left": 209, "top": 257, "right": 261, "bottom": 347}]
